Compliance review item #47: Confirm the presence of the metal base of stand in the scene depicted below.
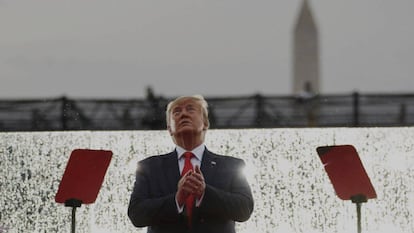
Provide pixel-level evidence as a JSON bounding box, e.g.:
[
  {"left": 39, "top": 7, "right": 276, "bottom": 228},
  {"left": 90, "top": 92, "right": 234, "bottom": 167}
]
[
  {"left": 351, "top": 195, "right": 367, "bottom": 233},
  {"left": 65, "top": 199, "right": 82, "bottom": 233}
]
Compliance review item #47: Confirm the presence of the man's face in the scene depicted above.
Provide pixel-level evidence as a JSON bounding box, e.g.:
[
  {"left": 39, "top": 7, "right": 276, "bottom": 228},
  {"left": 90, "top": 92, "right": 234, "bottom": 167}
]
[{"left": 168, "top": 99, "right": 207, "bottom": 137}]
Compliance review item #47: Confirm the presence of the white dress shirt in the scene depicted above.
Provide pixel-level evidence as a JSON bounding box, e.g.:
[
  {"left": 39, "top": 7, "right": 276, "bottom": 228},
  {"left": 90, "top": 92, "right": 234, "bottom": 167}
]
[
  {"left": 175, "top": 144, "right": 205, "bottom": 212},
  {"left": 176, "top": 144, "right": 204, "bottom": 173}
]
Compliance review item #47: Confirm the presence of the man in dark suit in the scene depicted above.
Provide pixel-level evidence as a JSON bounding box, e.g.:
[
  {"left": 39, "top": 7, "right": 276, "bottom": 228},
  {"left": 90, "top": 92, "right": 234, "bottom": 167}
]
[{"left": 128, "top": 95, "right": 254, "bottom": 233}]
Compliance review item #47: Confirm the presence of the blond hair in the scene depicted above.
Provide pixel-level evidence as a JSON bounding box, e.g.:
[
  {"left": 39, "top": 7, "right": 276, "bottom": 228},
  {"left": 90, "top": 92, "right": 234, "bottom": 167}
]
[{"left": 165, "top": 95, "right": 210, "bottom": 129}]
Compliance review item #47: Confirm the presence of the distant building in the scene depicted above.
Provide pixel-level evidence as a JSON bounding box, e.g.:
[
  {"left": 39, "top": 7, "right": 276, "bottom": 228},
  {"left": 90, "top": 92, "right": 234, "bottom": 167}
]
[{"left": 292, "top": 0, "right": 320, "bottom": 96}]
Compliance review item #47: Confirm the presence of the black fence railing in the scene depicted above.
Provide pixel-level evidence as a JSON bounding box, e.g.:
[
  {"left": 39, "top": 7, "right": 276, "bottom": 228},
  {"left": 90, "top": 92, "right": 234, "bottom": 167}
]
[{"left": 1, "top": 93, "right": 413, "bottom": 131}]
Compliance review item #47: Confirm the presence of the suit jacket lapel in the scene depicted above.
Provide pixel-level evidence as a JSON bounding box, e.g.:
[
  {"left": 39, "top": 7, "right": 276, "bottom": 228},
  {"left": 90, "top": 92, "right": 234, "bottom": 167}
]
[
  {"left": 200, "top": 149, "right": 218, "bottom": 184},
  {"left": 164, "top": 151, "right": 181, "bottom": 192}
]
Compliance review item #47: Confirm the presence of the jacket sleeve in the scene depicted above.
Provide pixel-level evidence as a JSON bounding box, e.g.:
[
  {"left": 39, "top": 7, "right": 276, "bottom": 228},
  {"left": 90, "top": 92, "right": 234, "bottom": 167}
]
[
  {"left": 198, "top": 159, "right": 254, "bottom": 222},
  {"left": 127, "top": 160, "right": 181, "bottom": 227}
]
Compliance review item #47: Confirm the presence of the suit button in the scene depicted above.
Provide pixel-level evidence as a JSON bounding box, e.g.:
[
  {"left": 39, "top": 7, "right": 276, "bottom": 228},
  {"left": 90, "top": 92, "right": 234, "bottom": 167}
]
[{"left": 200, "top": 218, "right": 205, "bottom": 223}]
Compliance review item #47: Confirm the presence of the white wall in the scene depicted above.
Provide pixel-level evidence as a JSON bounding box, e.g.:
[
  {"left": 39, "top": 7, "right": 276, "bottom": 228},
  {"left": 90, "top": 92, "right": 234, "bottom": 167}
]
[{"left": 0, "top": 128, "right": 413, "bottom": 233}]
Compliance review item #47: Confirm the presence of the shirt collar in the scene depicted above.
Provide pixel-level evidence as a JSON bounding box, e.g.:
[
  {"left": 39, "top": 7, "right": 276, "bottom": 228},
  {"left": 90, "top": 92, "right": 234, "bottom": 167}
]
[{"left": 176, "top": 144, "right": 205, "bottom": 161}]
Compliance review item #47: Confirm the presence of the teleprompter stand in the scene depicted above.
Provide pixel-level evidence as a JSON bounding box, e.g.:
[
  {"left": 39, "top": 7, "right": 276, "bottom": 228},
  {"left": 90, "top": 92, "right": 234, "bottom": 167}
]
[
  {"left": 65, "top": 199, "right": 82, "bottom": 233},
  {"left": 55, "top": 149, "right": 113, "bottom": 233},
  {"left": 316, "top": 145, "right": 376, "bottom": 233}
]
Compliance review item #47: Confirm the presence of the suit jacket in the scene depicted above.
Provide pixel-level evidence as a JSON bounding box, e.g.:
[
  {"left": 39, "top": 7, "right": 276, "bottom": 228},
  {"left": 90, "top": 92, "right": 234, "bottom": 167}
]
[{"left": 128, "top": 148, "right": 254, "bottom": 233}]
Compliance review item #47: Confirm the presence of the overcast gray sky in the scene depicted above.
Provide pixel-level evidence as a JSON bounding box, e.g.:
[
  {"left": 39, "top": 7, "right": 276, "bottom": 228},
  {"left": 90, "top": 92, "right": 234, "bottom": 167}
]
[{"left": 1, "top": 0, "right": 413, "bottom": 99}]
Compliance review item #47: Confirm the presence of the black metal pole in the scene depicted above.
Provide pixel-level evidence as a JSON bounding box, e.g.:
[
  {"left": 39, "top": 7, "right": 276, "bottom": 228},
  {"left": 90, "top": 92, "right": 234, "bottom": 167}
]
[
  {"left": 65, "top": 199, "right": 82, "bottom": 233},
  {"left": 71, "top": 206, "right": 77, "bottom": 233},
  {"left": 351, "top": 194, "right": 367, "bottom": 233},
  {"left": 352, "top": 92, "right": 359, "bottom": 127},
  {"left": 254, "top": 94, "right": 264, "bottom": 127},
  {"left": 356, "top": 202, "right": 362, "bottom": 233},
  {"left": 61, "top": 96, "right": 68, "bottom": 130}
]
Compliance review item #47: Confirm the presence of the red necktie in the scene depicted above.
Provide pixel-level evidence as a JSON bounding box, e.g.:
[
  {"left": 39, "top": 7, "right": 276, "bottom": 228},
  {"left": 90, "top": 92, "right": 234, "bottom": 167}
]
[{"left": 181, "top": 152, "right": 195, "bottom": 227}]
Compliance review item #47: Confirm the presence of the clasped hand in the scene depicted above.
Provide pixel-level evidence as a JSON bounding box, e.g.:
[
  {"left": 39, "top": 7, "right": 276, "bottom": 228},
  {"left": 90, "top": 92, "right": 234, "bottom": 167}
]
[{"left": 177, "top": 165, "right": 205, "bottom": 206}]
